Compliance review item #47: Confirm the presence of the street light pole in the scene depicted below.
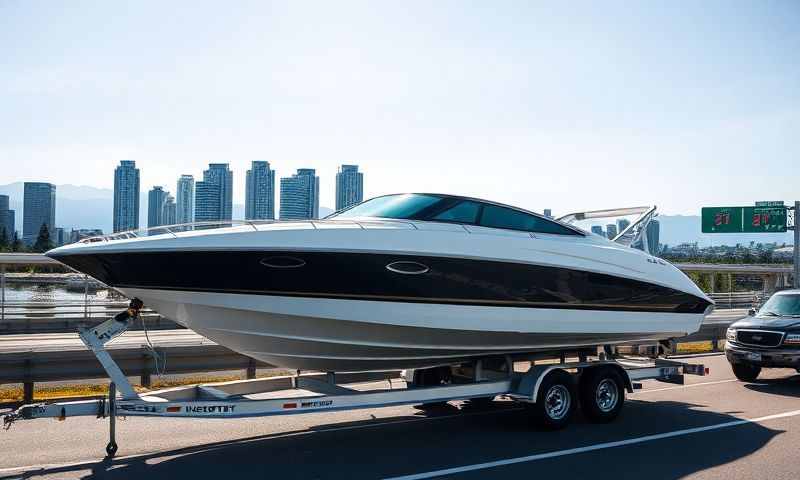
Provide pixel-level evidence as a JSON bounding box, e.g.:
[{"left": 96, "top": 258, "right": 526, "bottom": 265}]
[{"left": 794, "top": 201, "right": 799, "bottom": 289}]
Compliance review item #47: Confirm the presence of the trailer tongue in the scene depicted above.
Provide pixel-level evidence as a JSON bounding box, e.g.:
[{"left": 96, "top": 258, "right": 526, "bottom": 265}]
[{"left": 4, "top": 300, "right": 709, "bottom": 457}]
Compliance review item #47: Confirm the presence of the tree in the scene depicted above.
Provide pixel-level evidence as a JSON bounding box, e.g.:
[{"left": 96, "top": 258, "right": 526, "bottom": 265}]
[
  {"left": 0, "top": 227, "right": 7, "bottom": 251},
  {"left": 32, "top": 223, "right": 54, "bottom": 253},
  {"left": 11, "top": 231, "right": 22, "bottom": 252}
]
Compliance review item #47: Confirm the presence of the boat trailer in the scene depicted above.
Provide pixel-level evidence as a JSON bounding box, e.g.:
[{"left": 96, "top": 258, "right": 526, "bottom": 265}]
[{"left": 3, "top": 300, "right": 709, "bottom": 457}]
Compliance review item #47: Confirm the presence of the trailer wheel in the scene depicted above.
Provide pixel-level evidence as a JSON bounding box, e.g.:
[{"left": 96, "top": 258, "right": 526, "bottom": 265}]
[
  {"left": 526, "top": 369, "right": 576, "bottom": 430},
  {"left": 580, "top": 367, "right": 625, "bottom": 423}
]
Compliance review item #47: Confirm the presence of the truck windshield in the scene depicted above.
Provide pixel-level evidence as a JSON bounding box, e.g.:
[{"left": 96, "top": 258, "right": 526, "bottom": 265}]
[{"left": 758, "top": 294, "right": 800, "bottom": 317}]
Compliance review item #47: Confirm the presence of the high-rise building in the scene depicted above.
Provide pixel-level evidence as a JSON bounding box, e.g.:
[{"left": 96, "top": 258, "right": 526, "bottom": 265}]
[
  {"left": 147, "top": 186, "right": 168, "bottom": 228},
  {"left": 606, "top": 224, "right": 618, "bottom": 239},
  {"left": 201, "top": 163, "right": 233, "bottom": 221},
  {"left": 335, "top": 165, "right": 363, "bottom": 211},
  {"left": 617, "top": 218, "right": 631, "bottom": 233},
  {"left": 646, "top": 219, "right": 661, "bottom": 256},
  {"left": 53, "top": 227, "right": 67, "bottom": 246},
  {"left": 543, "top": 209, "right": 553, "bottom": 218},
  {"left": 164, "top": 195, "right": 177, "bottom": 225},
  {"left": 194, "top": 181, "right": 221, "bottom": 222},
  {"left": 280, "top": 168, "right": 319, "bottom": 220},
  {"left": 23, "top": 182, "right": 56, "bottom": 245},
  {"left": 245, "top": 161, "right": 275, "bottom": 220},
  {"left": 590, "top": 225, "right": 604, "bottom": 236},
  {"left": 0, "top": 194, "right": 15, "bottom": 240},
  {"left": 176, "top": 175, "right": 194, "bottom": 225},
  {"left": 113, "top": 160, "right": 140, "bottom": 233}
]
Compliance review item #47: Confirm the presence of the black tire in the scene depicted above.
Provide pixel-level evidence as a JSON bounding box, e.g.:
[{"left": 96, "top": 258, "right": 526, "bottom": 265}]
[
  {"left": 731, "top": 362, "right": 761, "bottom": 382},
  {"left": 526, "top": 369, "right": 576, "bottom": 430},
  {"left": 579, "top": 367, "right": 625, "bottom": 423},
  {"left": 105, "top": 442, "right": 118, "bottom": 457}
]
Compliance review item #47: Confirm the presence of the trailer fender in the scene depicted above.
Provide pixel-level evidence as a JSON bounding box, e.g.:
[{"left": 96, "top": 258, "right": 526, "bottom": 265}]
[
  {"left": 587, "top": 364, "right": 634, "bottom": 393},
  {"left": 514, "top": 365, "right": 569, "bottom": 402},
  {"left": 514, "top": 362, "right": 635, "bottom": 401}
]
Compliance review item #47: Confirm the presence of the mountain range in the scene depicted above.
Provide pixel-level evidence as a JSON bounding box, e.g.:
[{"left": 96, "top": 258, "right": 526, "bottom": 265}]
[{"left": 0, "top": 182, "right": 792, "bottom": 246}]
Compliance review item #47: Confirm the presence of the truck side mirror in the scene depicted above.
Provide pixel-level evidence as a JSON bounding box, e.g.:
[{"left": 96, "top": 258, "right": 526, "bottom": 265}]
[{"left": 748, "top": 308, "right": 756, "bottom": 316}]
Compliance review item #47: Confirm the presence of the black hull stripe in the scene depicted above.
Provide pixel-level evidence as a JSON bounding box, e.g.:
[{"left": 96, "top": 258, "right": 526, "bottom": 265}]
[
  {"left": 50, "top": 250, "right": 711, "bottom": 315},
  {"left": 117, "top": 284, "right": 696, "bottom": 313}
]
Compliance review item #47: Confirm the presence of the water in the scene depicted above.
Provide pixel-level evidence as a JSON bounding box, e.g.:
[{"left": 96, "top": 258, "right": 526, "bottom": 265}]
[{"left": 2, "top": 283, "right": 113, "bottom": 304}]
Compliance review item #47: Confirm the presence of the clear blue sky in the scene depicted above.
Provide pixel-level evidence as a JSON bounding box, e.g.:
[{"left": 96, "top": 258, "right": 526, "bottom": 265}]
[{"left": 1, "top": 0, "right": 798, "bottom": 213}]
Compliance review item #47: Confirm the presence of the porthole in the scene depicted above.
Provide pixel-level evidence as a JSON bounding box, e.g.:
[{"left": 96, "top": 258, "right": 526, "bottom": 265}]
[
  {"left": 260, "top": 256, "right": 306, "bottom": 269},
  {"left": 386, "top": 261, "right": 430, "bottom": 275}
]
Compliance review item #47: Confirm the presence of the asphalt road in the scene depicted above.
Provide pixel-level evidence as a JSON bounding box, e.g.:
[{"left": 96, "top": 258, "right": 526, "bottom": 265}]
[{"left": 1, "top": 354, "right": 799, "bottom": 480}]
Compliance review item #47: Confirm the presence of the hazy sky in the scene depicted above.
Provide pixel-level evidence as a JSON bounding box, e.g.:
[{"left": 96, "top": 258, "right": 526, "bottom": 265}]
[{"left": 1, "top": 1, "right": 798, "bottom": 213}]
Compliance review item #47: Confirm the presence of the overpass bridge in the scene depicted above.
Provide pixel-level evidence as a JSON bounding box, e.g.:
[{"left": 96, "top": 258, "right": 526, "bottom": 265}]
[{"left": 675, "top": 263, "right": 794, "bottom": 293}]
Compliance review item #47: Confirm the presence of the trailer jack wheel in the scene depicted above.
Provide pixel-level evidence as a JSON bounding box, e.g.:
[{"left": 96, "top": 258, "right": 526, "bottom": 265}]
[{"left": 106, "top": 442, "right": 118, "bottom": 457}]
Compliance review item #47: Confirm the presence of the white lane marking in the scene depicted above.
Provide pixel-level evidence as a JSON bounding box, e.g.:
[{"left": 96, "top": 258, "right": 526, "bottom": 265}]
[
  {"left": 384, "top": 408, "right": 800, "bottom": 480},
  {"left": 0, "top": 406, "right": 522, "bottom": 474}
]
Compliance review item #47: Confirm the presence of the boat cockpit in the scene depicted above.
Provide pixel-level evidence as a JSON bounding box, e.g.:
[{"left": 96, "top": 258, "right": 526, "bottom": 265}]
[{"left": 327, "top": 193, "right": 584, "bottom": 236}]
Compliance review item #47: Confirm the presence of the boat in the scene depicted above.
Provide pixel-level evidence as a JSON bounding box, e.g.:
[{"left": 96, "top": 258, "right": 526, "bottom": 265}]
[{"left": 45, "top": 193, "right": 713, "bottom": 372}]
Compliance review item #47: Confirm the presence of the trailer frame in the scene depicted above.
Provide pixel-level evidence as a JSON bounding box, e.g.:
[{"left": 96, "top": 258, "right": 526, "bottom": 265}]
[{"left": 3, "top": 305, "right": 709, "bottom": 457}]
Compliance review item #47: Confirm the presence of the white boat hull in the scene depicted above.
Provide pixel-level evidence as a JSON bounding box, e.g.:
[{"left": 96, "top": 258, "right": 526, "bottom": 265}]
[{"left": 124, "top": 287, "right": 705, "bottom": 371}]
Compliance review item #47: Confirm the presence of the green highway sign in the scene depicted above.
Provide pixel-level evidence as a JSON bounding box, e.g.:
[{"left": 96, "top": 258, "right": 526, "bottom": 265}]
[
  {"left": 701, "top": 206, "right": 788, "bottom": 233},
  {"left": 702, "top": 207, "right": 743, "bottom": 233},
  {"left": 755, "top": 201, "right": 784, "bottom": 207}
]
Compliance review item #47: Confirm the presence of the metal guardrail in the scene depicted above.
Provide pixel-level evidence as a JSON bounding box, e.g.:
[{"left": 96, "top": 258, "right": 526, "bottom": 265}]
[
  {"left": 0, "top": 313, "right": 180, "bottom": 334},
  {"left": 707, "top": 292, "right": 759, "bottom": 309},
  {"left": 0, "top": 342, "right": 270, "bottom": 404}
]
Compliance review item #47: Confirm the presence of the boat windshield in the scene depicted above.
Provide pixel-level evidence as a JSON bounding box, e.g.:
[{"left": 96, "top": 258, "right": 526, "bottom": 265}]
[{"left": 329, "top": 194, "right": 581, "bottom": 235}]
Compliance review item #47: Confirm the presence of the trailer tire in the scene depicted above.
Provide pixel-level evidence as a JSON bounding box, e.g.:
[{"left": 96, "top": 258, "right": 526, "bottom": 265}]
[
  {"left": 580, "top": 367, "right": 625, "bottom": 423},
  {"left": 526, "top": 369, "right": 576, "bottom": 430}
]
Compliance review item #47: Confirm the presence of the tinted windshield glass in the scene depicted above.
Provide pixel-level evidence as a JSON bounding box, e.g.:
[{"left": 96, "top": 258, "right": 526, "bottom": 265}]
[
  {"left": 480, "top": 204, "right": 578, "bottom": 235},
  {"left": 432, "top": 201, "right": 481, "bottom": 223},
  {"left": 331, "top": 194, "right": 441, "bottom": 219},
  {"left": 330, "top": 194, "right": 580, "bottom": 235},
  {"left": 758, "top": 294, "right": 800, "bottom": 316}
]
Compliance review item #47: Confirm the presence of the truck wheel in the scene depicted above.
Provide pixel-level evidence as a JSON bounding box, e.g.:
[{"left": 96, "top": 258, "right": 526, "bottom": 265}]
[
  {"left": 580, "top": 367, "right": 625, "bottom": 423},
  {"left": 731, "top": 363, "right": 761, "bottom": 382},
  {"left": 526, "top": 369, "right": 576, "bottom": 430}
]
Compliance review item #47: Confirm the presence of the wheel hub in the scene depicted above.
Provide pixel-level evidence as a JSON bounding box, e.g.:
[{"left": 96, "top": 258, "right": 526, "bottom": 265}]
[
  {"left": 544, "top": 384, "right": 571, "bottom": 420},
  {"left": 595, "top": 378, "right": 619, "bottom": 412}
]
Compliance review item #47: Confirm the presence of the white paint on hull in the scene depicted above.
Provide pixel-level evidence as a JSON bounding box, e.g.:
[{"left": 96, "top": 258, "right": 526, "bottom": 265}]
[{"left": 123, "top": 288, "right": 704, "bottom": 371}]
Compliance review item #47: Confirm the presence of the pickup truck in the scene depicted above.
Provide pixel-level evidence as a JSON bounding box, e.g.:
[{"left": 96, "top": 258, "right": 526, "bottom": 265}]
[{"left": 725, "top": 289, "right": 800, "bottom": 381}]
